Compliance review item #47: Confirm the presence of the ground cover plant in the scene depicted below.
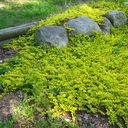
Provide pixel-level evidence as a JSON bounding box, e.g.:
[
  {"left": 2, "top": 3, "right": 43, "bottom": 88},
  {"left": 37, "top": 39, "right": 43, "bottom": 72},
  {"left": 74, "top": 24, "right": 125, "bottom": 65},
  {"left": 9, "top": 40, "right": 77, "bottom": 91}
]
[{"left": 0, "top": 0, "right": 128, "bottom": 127}]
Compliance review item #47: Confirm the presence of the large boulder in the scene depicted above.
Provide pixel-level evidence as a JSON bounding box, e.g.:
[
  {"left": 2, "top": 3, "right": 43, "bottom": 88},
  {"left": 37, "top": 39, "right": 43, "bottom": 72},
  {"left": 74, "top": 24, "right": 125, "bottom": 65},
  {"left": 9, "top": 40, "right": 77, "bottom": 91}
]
[
  {"left": 105, "top": 11, "right": 127, "bottom": 28},
  {"left": 100, "top": 17, "right": 111, "bottom": 35},
  {"left": 34, "top": 25, "right": 68, "bottom": 48},
  {"left": 66, "top": 16, "right": 101, "bottom": 36}
]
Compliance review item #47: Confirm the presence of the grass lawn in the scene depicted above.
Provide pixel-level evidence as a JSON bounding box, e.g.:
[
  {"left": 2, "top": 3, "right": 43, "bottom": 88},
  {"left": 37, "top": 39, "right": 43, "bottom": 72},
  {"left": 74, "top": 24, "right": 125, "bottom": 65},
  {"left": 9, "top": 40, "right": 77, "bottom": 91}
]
[
  {"left": 0, "top": 0, "right": 80, "bottom": 29},
  {"left": 0, "top": 0, "right": 128, "bottom": 128}
]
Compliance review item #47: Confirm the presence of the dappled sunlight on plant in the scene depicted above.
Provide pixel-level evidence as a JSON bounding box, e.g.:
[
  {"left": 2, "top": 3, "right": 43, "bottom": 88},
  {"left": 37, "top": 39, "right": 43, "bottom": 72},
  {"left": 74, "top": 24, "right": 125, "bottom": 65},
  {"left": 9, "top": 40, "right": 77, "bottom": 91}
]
[{"left": 0, "top": 1, "right": 128, "bottom": 127}]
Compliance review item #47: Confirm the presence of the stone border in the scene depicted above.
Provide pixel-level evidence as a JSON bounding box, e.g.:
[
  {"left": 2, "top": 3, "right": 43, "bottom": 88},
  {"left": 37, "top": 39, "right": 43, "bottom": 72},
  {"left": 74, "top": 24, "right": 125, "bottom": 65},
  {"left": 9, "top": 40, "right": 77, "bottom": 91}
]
[
  {"left": 0, "top": 22, "right": 37, "bottom": 45},
  {"left": 0, "top": 1, "right": 128, "bottom": 46}
]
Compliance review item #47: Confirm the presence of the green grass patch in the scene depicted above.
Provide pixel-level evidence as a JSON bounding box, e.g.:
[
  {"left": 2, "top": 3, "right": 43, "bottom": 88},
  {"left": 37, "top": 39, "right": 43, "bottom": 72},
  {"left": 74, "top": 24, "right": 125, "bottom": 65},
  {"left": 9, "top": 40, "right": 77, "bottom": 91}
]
[
  {"left": 0, "top": 0, "right": 62, "bottom": 29},
  {"left": 0, "top": 115, "right": 17, "bottom": 128},
  {"left": 0, "top": 1, "right": 128, "bottom": 128}
]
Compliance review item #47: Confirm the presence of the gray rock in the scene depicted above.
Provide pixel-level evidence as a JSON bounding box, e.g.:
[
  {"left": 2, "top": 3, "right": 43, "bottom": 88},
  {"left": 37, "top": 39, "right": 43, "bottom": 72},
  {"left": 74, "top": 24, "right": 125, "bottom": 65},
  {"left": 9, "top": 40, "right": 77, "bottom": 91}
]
[
  {"left": 124, "top": 2, "right": 128, "bottom": 6},
  {"left": 84, "top": 114, "right": 88, "bottom": 119},
  {"left": 105, "top": 11, "right": 127, "bottom": 28},
  {"left": 15, "top": 90, "right": 24, "bottom": 99},
  {"left": 0, "top": 60, "right": 3, "bottom": 63},
  {"left": 100, "top": 17, "right": 111, "bottom": 35},
  {"left": 34, "top": 25, "right": 68, "bottom": 48},
  {"left": 66, "top": 16, "right": 101, "bottom": 36}
]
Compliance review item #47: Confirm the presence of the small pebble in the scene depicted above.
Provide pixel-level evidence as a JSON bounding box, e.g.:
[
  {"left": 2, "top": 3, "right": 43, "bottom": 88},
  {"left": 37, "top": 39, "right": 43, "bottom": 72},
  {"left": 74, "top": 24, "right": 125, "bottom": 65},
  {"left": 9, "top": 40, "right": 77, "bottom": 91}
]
[
  {"left": 64, "top": 118, "right": 70, "bottom": 122},
  {"left": 77, "top": 117, "right": 82, "bottom": 122},
  {"left": 84, "top": 114, "right": 88, "bottom": 119},
  {"left": 95, "top": 114, "right": 98, "bottom": 118}
]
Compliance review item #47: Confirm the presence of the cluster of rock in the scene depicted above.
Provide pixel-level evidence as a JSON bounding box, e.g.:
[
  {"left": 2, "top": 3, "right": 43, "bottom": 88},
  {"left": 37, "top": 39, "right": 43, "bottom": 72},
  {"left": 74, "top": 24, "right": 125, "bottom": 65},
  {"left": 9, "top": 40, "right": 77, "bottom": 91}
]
[{"left": 34, "top": 10, "right": 127, "bottom": 49}]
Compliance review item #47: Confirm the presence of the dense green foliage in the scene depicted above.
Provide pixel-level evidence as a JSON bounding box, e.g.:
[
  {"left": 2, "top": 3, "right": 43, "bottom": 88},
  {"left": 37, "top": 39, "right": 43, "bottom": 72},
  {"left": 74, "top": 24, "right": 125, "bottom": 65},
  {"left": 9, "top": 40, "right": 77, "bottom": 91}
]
[{"left": 0, "top": 1, "right": 128, "bottom": 127}]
